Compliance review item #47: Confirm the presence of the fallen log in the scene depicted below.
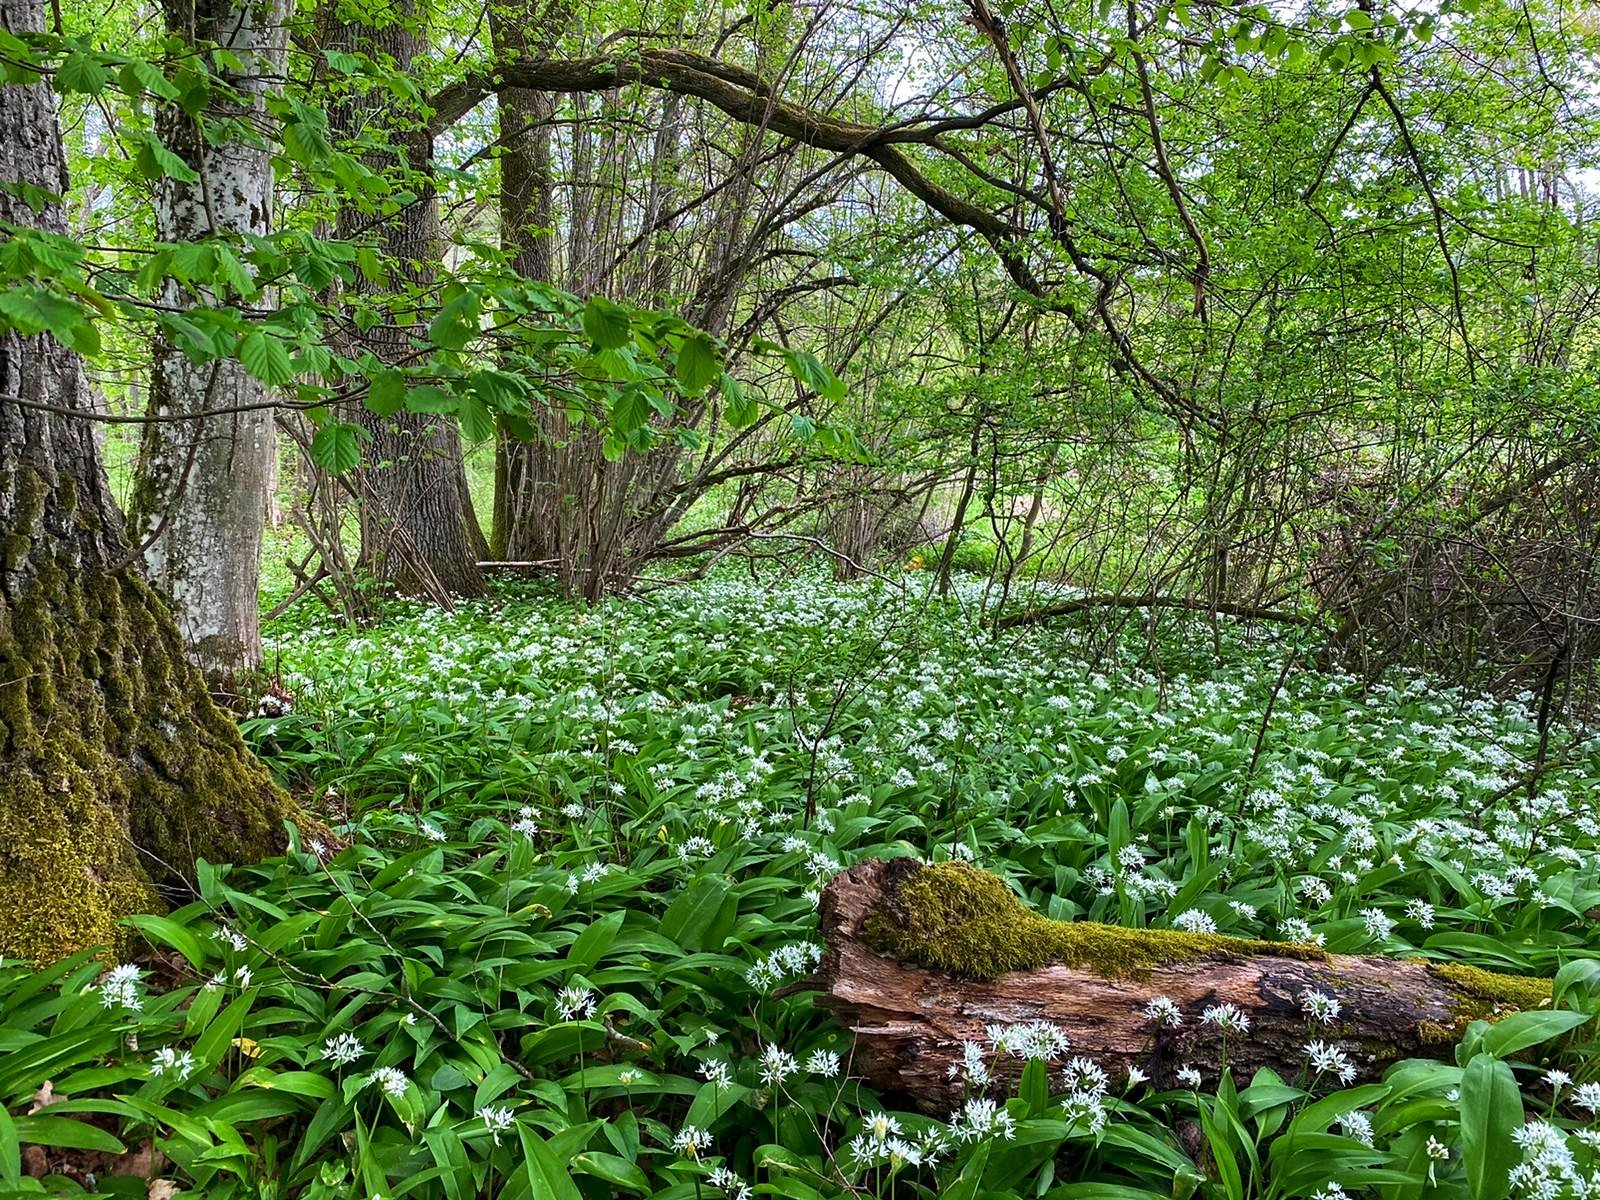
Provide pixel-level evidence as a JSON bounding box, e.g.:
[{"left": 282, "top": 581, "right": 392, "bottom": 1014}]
[{"left": 815, "top": 858, "right": 1554, "bottom": 1112}]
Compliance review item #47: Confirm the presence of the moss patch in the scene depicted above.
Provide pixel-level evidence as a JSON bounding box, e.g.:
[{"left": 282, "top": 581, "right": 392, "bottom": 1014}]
[
  {"left": 1433, "top": 962, "right": 1554, "bottom": 1019},
  {"left": 2, "top": 459, "right": 308, "bottom": 962},
  {"left": 863, "top": 859, "right": 1326, "bottom": 982}
]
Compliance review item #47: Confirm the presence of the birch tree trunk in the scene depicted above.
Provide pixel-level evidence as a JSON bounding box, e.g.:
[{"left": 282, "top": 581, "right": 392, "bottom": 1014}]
[
  {"left": 126, "top": 0, "right": 288, "bottom": 681},
  {"left": 0, "top": 0, "right": 306, "bottom": 962}
]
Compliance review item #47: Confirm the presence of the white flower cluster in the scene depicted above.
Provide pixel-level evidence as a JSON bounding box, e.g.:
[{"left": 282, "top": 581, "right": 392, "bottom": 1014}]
[{"left": 745, "top": 942, "right": 823, "bottom": 990}]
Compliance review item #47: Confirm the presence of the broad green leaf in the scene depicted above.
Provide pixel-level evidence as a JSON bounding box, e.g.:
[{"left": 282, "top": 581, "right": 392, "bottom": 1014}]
[
  {"left": 1459, "top": 1054, "right": 1522, "bottom": 1200},
  {"left": 783, "top": 348, "right": 846, "bottom": 401},
  {"left": 134, "top": 132, "right": 199, "bottom": 184},
  {"left": 366, "top": 369, "right": 407, "bottom": 417},
  {"left": 12, "top": 1116, "right": 124, "bottom": 1154},
  {"left": 1478, "top": 1009, "right": 1588, "bottom": 1058},
  {"left": 54, "top": 51, "right": 108, "bottom": 96},
  {"left": 722, "top": 373, "right": 758, "bottom": 428},
  {"left": 457, "top": 391, "right": 494, "bottom": 443},
  {"left": 310, "top": 422, "right": 364, "bottom": 474},
  {"left": 237, "top": 330, "right": 295, "bottom": 386},
  {"left": 518, "top": 1124, "right": 584, "bottom": 1200},
  {"left": 582, "top": 295, "right": 633, "bottom": 350},
  {"left": 676, "top": 332, "right": 721, "bottom": 395},
  {"left": 122, "top": 914, "right": 208, "bottom": 969}
]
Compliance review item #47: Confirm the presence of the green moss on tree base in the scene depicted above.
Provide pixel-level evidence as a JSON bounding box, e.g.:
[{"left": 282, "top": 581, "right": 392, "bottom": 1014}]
[
  {"left": 1, "top": 472, "right": 305, "bottom": 962},
  {"left": 864, "top": 860, "right": 1326, "bottom": 981}
]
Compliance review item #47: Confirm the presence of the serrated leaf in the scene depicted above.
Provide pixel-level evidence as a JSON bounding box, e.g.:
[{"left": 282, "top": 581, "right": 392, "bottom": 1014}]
[
  {"left": 118, "top": 58, "right": 179, "bottom": 100},
  {"left": 610, "top": 389, "right": 651, "bottom": 437},
  {"left": 236, "top": 330, "right": 295, "bottom": 386},
  {"left": 582, "top": 295, "right": 633, "bottom": 350},
  {"left": 428, "top": 288, "right": 481, "bottom": 351},
  {"left": 405, "top": 385, "right": 455, "bottom": 414},
  {"left": 783, "top": 348, "right": 846, "bottom": 401},
  {"left": 310, "top": 422, "right": 364, "bottom": 474},
  {"left": 135, "top": 132, "right": 199, "bottom": 184},
  {"left": 54, "top": 51, "right": 108, "bottom": 96},
  {"left": 675, "top": 332, "right": 720, "bottom": 396},
  {"left": 366, "top": 370, "right": 406, "bottom": 417},
  {"left": 456, "top": 391, "right": 494, "bottom": 443},
  {"left": 722, "top": 374, "right": 758, "bottom": 428}
]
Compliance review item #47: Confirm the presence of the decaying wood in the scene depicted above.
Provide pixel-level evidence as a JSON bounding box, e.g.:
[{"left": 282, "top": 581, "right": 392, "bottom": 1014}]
[{"left": 816, "top": 859, "right": 1552, "bottom": 1112}]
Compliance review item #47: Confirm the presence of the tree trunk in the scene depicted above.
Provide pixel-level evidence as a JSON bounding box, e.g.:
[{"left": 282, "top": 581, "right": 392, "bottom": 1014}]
[
  {"left": 324, "top": 5, "right": 486, "bottom": 599},
  {"left": 0, "top": 5, "right": 306, "bottom": 962},
  {"left": 488, "top": 0, "right": 566, "bottom": 565},
  {"left": 816, "top": 859, "right": 1553, "bottom": 1113},
  {"left": 126, "top": 0, "right": 287, "bottom": 681}
]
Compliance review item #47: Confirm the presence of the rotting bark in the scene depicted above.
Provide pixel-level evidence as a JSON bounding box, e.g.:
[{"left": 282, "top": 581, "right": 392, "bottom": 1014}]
[
  {"left": 816, "top": 859, "right": 1554, "bottom": 1112},
  {"left": 127, "top": 0, "right": 288, "bottom": 681},
  {"left": 0, "top": 0, "right": 310, "bottom": 962}
]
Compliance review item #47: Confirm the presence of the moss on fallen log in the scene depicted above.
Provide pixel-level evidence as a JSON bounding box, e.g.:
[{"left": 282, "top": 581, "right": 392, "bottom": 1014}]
[{"left": 818, "top": 858, "right": 1559, "bottom": 1110}]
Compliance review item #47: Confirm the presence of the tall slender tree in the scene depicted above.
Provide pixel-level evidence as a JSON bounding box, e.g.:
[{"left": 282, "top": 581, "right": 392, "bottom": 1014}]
[{"left": 125, "top": 0, "right": 290, "bottom": 680}]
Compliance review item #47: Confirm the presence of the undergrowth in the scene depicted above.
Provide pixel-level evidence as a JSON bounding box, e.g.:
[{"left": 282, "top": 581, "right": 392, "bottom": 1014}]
[{"left": 5, "top": 571, "right": 1600, "bottom": 1199}]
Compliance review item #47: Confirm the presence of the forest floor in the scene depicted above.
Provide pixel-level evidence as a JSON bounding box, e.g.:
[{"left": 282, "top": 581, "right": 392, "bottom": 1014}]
[{"left": 6, "top": 570, "right": 1600, "bottom": 1198}]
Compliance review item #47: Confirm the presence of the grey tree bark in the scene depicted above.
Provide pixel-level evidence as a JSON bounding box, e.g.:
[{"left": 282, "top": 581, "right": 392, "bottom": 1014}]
[
  {"left": 126, "top": 0, "right": 289, "bottom": 681},
  {"left": 323, "top": 3, "right": 487, "bottom": 599},
  {"left": 488, "top": 0, "right": 567, "bottom": 565}
]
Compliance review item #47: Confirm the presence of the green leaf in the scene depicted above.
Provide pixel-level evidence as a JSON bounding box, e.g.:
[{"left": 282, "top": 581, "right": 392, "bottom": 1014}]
[
  {"left": 405, "top": 385, "right": 456, "bottom": 414},
  {"left": 519, "top": 1125, "right": 584, "bottom": 1200},
  {"left": 0, "top": 1107, "right": 18, "bottom": 1190},
  {"left": 133, "top": 132, "right": 199, "bottom": 184},
  {"left": 118, "top": 58, "right": 179, "bottom": 100},
  {"left": 783, "top": 348, "right": 846, "bottom": 401},
  {"left": 12, "top": 1116, "right": 124, "bottom": 1154},
  {"left": 572, "top": 1151, "right": 649, "bottom": 1192},
  {"left": 366, "top": 370, "right": 407, "bottom": 417},
  {"left": 722, "top": 374, "right": 758, "bottom": 428},
  {"left": 122, "top": 914, "right": 208, "bottom": 969},
  {"left": 675, "top": 332, "right": 721, "bottom": 396},
  {"left": 457, "top": 391, "right": 494, "bottom": 443},
  {"left": 310, "top": 422, "right": 365, "bottom": 474},
  {"left": 54, "top": 51, "right": 108, "bottom": 96},
  {"left": 428, "top": 288, "right": 482, "bottom": 351},
  {"left": 1478, "top": 1010, "right": 1589, "bottom": 1058},
  {"left": 941, "top": 1141, "right": 990, "bottom": 1200},
  {"left": 237, "top": 330, "right": 295, "bottom": 386},
  {"left": 582, "top": 295, "right": 633, "bottom": 350},
  {"left": 610, "top": 389, "right": 652, "bottom": 437},
  {"left": 1459, "top": 1054, "right": 1522, "bottom": 1200}
]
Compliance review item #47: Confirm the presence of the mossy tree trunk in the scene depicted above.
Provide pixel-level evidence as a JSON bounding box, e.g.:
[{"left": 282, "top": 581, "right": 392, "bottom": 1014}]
[
  {"left": 0, "top": 4, "right": 304, "bottom": 962},
  {"left": 818, "top": 859, "right": 1556, "bottom": 1113},
  {"left": 126, "top": 0, "right": 288, "bottom": 681}
]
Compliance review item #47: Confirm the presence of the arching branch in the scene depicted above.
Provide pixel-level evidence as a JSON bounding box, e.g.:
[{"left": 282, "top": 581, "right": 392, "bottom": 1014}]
[{"left": 430, "top": 47, "right": 1226, "bottom": 432}]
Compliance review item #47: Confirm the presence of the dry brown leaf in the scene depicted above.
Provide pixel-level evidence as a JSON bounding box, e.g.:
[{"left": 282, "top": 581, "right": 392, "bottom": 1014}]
[
  {"left": 21, "top": 1146, "right": 47, "bottom": 1178},
  {"left": 147, "top": 1180, "right": 182, "bottom": 1200},
  {"left": 27, "top": 1081, "right": 65, "bottom": 1114}
]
